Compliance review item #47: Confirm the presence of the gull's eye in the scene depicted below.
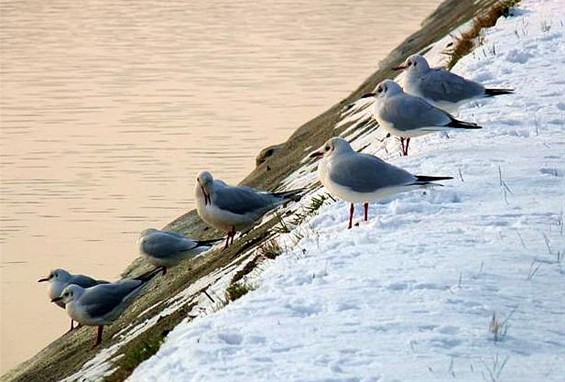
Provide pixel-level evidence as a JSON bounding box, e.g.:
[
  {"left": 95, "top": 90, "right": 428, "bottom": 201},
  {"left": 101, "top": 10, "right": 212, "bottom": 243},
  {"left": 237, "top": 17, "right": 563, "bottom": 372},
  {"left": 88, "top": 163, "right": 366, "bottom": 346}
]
[
  {"left": 376, "top": 86, "right": 382, "bottom": 93},
  {"left": 325, "top": 145, "right": 330, "bottom": 151}
]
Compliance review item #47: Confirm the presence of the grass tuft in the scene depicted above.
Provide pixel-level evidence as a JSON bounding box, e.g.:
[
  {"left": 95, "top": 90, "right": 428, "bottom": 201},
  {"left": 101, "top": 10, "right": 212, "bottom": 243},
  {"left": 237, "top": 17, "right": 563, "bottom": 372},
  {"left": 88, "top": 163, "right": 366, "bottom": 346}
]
[
  {"left": 121, "top": 335, "right": 165, "bottom": 372},
  {"left": 480, "top": 353, "right": 510, "bottom": 382},
  {"left": 445, "top": 0, "right": 521, "bottom": 69},
  {"left": 225, "top": 282, "right": 257, "bottom": 302},
  {"left": 258, "top": 240, "right": 283, "bottom": 260},
  {"left": 489, "top": 308, "right": 517, "bottom": 342}
]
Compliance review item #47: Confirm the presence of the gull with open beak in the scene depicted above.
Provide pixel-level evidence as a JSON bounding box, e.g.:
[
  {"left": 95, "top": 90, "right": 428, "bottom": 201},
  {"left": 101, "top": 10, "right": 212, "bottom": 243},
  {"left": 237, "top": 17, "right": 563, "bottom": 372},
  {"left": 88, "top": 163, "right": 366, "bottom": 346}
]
[
  {"left": 310, "top": 137, "right": 452, "bottom": 229},
  {"left": 361, "top": 79, "right": 482, "bottom": 156},
  {"left": 38, "top": 268, "right": 108, "bottom": 332},
  {"left": 195, "top": 171, "right": 303, "bottom": 248},
  {"left": 50, "top": 267, "right": 163, "bottom": 347},
  {"left": 394, "top": 54, "right": 513, "bottom": 113}
]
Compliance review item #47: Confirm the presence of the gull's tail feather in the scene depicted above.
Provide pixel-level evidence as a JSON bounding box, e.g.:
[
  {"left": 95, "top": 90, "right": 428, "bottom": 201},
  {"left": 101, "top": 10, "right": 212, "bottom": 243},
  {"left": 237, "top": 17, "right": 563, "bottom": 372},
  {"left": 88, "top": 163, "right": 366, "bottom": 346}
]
[
  {"left": 194, "top": 237, "right": 224, "bottom": 247},
  {"left": 134, "top": 267, "right": 165, "bottom": 283},
  {"left": 273, "top": 188, "right": 306, "bottom": 202},
  {"left": 485, "top": 88, "right": 514, "bottom": 96}
]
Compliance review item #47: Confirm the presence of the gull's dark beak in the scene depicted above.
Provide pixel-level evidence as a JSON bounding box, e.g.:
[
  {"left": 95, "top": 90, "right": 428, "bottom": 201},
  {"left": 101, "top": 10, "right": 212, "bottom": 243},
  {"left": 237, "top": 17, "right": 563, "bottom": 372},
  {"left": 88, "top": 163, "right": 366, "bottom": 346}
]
[
  {"left": 202, "top": 188, "right": 210, "bottom": 205},
  {"left": 360, "top": 92, "right": 376, "bottom": 99},
  {"left": 392, "top": 65, "right": 407, "bottom": 71},
  {"left": 38, "top": 277, "right": 49, "bottom": 283},
  {"left": 198, "top": 180, "right": 211, "bottom": 205},
  {"left": 51, "top": 296, "right": 63, "bottom": 303},
  {"left": 310, "top": 151, "right": 324, "bottom": 159}
]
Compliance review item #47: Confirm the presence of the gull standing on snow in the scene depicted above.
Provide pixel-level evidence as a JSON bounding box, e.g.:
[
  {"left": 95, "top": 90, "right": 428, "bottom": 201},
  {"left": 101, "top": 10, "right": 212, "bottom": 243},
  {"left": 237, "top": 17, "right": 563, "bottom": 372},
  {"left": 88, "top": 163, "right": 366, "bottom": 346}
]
[
  {"left": 196, "top": 171, "right": 303, "bottom": 248},
  {"left": 51, "top": 267, "right": 163, "bottom": 347},
  {"left": 394, "top": 54, "right": 513, "bottom": 113},
  {"left": 38, "top": 268, "right": 108, "bottom": 332},
  {"left": 138, "top": 228, "right": 222, "bottom": 274},
  {"left": 361, "top": 79, "right": 482, "bottom": 156},
  {"left": 310, "top": 137, "right": 452, "bottom": 229}
]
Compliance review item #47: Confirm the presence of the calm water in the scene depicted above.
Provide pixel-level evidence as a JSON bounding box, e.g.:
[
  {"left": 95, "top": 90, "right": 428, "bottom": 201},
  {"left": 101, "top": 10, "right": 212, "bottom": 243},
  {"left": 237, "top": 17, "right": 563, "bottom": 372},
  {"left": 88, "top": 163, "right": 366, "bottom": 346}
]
[{"left": 0, "top": 0, "right": 442, "bottom": 372}]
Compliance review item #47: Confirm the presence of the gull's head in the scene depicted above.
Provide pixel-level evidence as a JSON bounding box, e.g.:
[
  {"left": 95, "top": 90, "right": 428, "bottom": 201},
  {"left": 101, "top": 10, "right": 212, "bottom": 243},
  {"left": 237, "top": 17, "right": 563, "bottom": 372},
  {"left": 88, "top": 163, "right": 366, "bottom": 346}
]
[
  {"left": 310, "top": 137, "right": 353, "bottom": 159},
  {"left": 359, "top": 79, "right": 403, "bottom": 100},
  {"left": 51, "top": 284, "right": 83, "bottom": 305},
  {"left": 374, "top": 80, "right": 403, "bottom": 98},
  {"left": 138, "top": 228, "right": 158, "bottom": 247},
  {"left": 38, "top": 268, "right": 71, "bottom": 283},
  {"left": 196, "top": 171, "right": 214, "bottom": 205},
  {"left": 393, "top": 54, "right": 430, "bottom": 74}
]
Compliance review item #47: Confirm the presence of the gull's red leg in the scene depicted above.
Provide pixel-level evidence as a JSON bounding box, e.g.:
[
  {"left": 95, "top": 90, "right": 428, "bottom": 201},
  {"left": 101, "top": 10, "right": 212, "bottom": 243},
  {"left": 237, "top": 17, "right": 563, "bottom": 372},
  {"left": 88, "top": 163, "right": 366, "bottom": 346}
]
[
  {"left": 400, "top": 137, "right": 405, "bottom": 156},
  {"left": 348, "top": 203, "right": 354, "bottom": 229},
  {"left": 93, "top": 325, "right": 103, "bottom": 348},
  {"left": 229, "top": 227, "right": 235, "bottom": 246},
  {"left": 65, "top": 319, "right": 74, "bottom": 334},
  {"left": 364, "top": 202, "right": 369, "bottom": 222}
]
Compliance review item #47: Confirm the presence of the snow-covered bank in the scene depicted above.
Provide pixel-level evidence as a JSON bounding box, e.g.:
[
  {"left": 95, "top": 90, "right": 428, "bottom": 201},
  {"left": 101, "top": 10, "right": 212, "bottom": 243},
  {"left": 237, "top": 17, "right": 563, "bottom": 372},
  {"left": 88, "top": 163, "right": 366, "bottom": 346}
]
[{"left": 131, "top": 1, "right": 564, "bottom": 381}]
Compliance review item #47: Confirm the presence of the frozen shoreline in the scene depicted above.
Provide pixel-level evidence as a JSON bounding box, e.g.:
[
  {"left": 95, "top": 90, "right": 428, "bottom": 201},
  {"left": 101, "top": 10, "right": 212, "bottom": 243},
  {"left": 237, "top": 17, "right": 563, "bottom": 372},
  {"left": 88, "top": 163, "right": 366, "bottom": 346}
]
[{"left": 131, "top": 1, "right": 565, "bottom": 381}]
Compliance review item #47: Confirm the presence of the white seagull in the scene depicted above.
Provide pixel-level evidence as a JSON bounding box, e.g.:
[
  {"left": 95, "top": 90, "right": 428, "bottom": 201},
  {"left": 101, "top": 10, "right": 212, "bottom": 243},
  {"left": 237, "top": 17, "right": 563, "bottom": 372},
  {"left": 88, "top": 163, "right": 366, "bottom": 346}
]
[
  {"left": 51, "top": 267, "right": 163, "bottom": 347},
  {"left": 394, "top": 54, "right": 513, "bottom": 113},
  {"left": 195, "top": 171, "right": 303, "bottom": 248},
  {"left": 361, "top": 79, "right": 482, "bottom": 156},
  {"left": 38, "top": 268, "right": 108, "bottom": 332},
  {"left": 310, "top": 137, "right": 452, "bottom": 229},
  {"left": 138, "top": 228, "right": 222, "bottom": 274}
]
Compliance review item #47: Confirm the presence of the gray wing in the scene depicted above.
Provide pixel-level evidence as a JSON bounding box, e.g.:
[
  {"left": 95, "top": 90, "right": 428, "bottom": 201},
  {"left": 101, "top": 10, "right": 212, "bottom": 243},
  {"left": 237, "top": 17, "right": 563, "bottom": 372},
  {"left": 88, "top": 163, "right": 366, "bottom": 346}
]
[
  {"left": 329, "top": 153, "right": 416, "bottom": 193},
  {"left": 81, "top": 281, "right": 141, "bottom": 319},
  {"left": 380, "top": 94, "right": 451, "bottom": 131},
  {"left": 142, "top": 231, "right": 198, "bottom": 259},
  {"left": 214, "top": 180, "right": 229, "bottom": 188},
  {"left": 420, "top": 68, "right": 484, "bottom": 102},
  {"left": 214, "top": 186, "right": 279, "bottom": 215},
  {"left": 69, "top": 274, "right": 106, "bottom": 289}
]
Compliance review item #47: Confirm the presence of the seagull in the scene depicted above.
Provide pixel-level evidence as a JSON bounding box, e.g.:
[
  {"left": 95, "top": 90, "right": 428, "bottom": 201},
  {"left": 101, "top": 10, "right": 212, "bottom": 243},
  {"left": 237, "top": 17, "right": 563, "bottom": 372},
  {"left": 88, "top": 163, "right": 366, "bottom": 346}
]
[
  {"left": 394, "top": 54, "right": 513, "bottom": 113},
  {"left": 361, "top": 79, "right": 482, "bottom": 156},
  {"left": 310, "top": 137, "right": 452, "bottom": 229},
  {"left": 51, "top": 267, "right": 163, "bottom": 347},
  {"left": 195, "top": 171, "right": 303, "bottom": 248},
  {"left": 38, "top": 268, "right": 108, "bottom": 332},
  {"left": 138, "top": 228, "right": 223, "bottom": 274}
]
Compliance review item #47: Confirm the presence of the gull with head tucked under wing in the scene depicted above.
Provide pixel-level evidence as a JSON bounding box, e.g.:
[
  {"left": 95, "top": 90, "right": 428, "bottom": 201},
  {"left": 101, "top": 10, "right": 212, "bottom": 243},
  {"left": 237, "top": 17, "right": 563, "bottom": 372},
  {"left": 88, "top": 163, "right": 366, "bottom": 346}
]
[{"left": 138, "top": 228, "right": 222, "bottom": 274}]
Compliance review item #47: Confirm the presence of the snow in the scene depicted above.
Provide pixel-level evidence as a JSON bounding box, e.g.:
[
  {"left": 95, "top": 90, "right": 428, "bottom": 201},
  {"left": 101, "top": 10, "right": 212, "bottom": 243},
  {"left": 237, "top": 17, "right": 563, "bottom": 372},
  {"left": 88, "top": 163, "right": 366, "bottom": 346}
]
[{"left": 130, "top": 1, "right": 565, "bottom": 381}]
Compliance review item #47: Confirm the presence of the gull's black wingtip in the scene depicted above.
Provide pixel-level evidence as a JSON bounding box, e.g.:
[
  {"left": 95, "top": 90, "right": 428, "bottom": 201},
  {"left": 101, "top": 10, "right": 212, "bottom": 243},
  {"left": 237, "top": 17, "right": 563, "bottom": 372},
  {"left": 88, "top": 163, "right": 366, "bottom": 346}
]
[
  {"left": 415, "top": 175, "right": 454, "bottom": 183},
  {"left": 485, "top": 88, "right": 514, "bottom": 96}
]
